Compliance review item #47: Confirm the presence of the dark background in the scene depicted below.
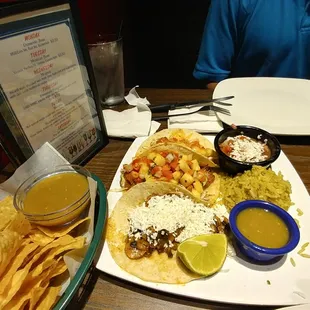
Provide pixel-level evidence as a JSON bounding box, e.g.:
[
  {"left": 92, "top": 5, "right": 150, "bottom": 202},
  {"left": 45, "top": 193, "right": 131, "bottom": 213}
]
[
  {"left": 0, "top": 0, "right": 212, "bottom": 88},
  {"left": 78, "top": 0, "right": 212, "bottom": 89}
]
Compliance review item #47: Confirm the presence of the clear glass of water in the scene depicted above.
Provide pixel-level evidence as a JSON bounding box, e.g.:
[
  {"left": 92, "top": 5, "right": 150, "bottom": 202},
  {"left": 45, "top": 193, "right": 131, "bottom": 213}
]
[{"left": 89, "top": 35, "right": 125, "bottom": 106}]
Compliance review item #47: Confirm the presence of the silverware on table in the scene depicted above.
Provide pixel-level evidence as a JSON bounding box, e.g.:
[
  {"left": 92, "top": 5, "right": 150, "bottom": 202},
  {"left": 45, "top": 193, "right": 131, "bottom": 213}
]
[
  {"left": 149, "top": 96, "right": 234, "bottom": 113},
  {"left": 152, "top": 105, "right": 231, "bottom": 121}
]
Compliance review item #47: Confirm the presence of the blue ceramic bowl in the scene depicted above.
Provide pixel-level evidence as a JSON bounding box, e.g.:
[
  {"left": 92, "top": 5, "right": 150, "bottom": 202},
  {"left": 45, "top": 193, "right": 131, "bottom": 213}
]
[{"left": 229, "top": 200, "right": 300, "bottom": 262}]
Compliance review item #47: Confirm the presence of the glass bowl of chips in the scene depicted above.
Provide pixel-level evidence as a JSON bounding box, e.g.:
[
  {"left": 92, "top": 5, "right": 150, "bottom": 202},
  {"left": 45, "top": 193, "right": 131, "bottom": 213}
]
[{"left": 14, "top": 164, "right": 91, "bottom": 227}]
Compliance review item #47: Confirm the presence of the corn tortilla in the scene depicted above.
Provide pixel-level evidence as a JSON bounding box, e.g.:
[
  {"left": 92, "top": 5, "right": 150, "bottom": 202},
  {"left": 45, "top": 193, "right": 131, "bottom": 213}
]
[
  {"left": 135, "top": 128, "right": 218, "bottom": 167},
  {"left": 107, "top": 182, "right": 208, "bottom": 284}
]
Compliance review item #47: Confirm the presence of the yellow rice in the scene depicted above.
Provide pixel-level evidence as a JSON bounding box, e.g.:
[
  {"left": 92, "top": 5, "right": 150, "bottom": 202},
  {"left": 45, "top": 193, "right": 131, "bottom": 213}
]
[
  {"left": 220, "top": 166, "right": 293, "bottom": 211},
  {"left": 297, "top": 208, "right": 304, "bottom": 216},
  {"left": 300, "top": 253, "right": 310, "bottom": 258},
  {"left": 290, "top": 257, "right": 296, "bottom": 267}
]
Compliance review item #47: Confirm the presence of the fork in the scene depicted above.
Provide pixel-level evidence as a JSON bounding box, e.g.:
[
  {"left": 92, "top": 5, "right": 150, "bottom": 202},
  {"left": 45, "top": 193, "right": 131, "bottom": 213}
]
[{"left": 151, "top": 105, "right": 231, "bottom": 121}]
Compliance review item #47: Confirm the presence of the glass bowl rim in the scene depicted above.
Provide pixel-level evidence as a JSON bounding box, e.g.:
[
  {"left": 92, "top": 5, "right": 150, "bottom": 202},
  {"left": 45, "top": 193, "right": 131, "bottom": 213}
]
[{"left": 13, "top": 164, "right": 91, "bottom": 217}]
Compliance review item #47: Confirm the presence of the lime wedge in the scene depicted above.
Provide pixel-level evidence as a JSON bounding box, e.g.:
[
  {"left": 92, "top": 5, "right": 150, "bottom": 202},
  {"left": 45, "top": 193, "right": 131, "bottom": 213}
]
[{"left": 177, "top": 234, "right": 227, "bottom": 276}]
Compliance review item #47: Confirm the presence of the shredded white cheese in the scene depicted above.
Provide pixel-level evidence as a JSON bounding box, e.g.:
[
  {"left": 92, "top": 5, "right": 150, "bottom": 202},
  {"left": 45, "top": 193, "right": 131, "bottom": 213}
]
[
  {"left": 226, "top": 135, "right": 267, "bottom": 162},
  {"left": 128, "top": 194, "right": 228, "bottom": 243}
]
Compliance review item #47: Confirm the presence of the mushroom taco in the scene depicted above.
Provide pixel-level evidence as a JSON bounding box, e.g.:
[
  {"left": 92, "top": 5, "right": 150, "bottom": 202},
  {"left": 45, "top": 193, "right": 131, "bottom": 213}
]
[
  {"left": 107, "top": 182, "right": 228, "bottom": 284},
  {"left": 135, "top": 128, "right": 218, "bottom": 167}
]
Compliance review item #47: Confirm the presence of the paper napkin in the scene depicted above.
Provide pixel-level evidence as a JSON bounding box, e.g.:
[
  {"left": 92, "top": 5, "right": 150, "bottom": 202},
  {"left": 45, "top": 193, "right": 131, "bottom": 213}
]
[
  {"left": 102, "top": 86, "right": 160, "bottom": 138},
  {"left": 168, "top": 106, "right": 223, "bottom": 133}
]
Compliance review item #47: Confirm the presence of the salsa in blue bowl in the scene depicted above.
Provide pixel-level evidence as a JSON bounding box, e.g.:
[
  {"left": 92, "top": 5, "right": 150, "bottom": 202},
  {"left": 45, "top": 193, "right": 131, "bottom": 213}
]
[{"left": 229, "top": 200, "right": 300, "bottom": 262}]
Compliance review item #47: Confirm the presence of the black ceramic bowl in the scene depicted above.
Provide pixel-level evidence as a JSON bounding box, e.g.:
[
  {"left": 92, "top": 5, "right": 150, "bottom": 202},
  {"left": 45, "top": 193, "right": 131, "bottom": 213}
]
[{"left": 214, "top": 125, "right": 281, "bottom": 175}]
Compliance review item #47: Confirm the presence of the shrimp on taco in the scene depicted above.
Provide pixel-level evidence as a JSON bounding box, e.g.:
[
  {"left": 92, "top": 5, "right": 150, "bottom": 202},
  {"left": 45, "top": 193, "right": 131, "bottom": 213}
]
[{"left": 107, "top": 182, "right": 229, "bottom": 284}]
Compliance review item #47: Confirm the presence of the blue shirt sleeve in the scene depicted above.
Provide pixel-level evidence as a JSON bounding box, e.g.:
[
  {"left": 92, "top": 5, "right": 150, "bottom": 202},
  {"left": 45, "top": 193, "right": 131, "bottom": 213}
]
[{"left": 193, "top": 0, "right": 241, "bottom": 82}]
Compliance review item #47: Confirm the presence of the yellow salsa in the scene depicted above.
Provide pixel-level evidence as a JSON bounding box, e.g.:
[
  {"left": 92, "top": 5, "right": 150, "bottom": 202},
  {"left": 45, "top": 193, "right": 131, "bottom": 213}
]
[
  {"left": 236, "top": 208, "right": 289, "bottom": 248},
  {"left": 24, "top": 172, "right": 89, "bottom": 214}
]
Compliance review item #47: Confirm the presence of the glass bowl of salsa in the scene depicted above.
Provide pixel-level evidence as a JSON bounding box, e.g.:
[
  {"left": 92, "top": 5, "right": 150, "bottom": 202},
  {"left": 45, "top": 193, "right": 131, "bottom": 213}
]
[
  {"left": 214, "top": 125, "right": 281, "bottom": 175},
  {"left": 14, "top": 165, "right": 91, "bottom": 227},
  {"left": 229, "top": 200, "right": 300, "bottom": 262}
]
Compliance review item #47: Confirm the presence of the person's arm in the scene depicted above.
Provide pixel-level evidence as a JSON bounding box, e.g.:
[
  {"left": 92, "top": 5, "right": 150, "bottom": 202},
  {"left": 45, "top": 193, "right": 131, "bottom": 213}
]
[{"left": 193, "top": 0, "right": 241, "bottom": 84}]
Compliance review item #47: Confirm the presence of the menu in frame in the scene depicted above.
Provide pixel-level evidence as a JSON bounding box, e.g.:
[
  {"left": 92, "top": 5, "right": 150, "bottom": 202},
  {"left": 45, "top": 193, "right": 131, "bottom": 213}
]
[{"left": 0, "top": 1, "right": 108, "bottom": 165}]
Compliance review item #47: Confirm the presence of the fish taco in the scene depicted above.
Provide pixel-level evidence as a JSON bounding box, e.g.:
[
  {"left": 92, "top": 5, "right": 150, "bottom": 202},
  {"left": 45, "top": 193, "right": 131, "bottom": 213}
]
[
  {"left": 107, "top": 182, "right": 229, "bottom": 284},
  {"left": 135, "top": 128, "right": 218, "bottom": 166},
  {"left": 120, "top": 150, "right": 220, "bottom": 206}
]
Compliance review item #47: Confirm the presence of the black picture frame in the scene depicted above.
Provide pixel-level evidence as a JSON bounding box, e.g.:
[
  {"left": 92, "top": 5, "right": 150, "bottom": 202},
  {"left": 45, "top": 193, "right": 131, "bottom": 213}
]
[{"left": 0, "top": 0, "right": 109, "bottom": 167}]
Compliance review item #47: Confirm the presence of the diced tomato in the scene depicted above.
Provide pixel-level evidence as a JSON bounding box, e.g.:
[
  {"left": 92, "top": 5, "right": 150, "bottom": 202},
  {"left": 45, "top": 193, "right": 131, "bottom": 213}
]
[
  {"left": 160, "top": 151, "right": 169, "bottom": 158},
  {"left": 162, "top": 164, "right": 171, "bottom": 172},
  {"left": 162, "top": 170, "right": 173, "bottom": 180},
  {"left": 142, "top": 158, "right": 153, "bottom": 165},
  {"left": 170, "top": 159, "right": 179, "bottom": 170},
  {"left": 132, "top": 158, "right": 140, "bottom": 165},
  {"left": 151, "top": 166, "right": 163, "bottom": 178},
  {"left": 132, "top": 157, "right": 152, "bottom": 165},
  {"left": 151, "top": 166, "right": 161, "bottom": 174},
  {"left": 220, "top": 145, "right": 232, "bottom": 155}
]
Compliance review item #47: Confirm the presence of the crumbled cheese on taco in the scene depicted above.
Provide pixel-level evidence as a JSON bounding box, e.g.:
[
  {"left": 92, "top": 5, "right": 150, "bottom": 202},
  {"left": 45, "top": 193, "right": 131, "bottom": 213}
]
[
  {"left": 226, "top": 135, "right": 267, "bottom": 162},
  {"left": 128, "top": 194, "right": 228, "bottom": 243}
]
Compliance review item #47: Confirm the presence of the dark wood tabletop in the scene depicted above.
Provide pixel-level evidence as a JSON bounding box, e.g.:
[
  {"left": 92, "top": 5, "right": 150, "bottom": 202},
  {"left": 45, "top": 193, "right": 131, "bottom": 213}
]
[{"left": 74, "top": 88, "right": 310, "bottom": 310}]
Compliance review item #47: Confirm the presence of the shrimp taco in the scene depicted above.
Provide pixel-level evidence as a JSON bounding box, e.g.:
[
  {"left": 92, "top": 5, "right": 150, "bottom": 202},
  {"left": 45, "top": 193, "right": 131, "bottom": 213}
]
[
  {"left": 121, "top": 150, "right": 220, "bottom": 206},
  {"left": 135, "top": 128, "right": 218, "bottom": 166},
  {"left": 107, "top": 182, "right": 228, "bottom": 284}
]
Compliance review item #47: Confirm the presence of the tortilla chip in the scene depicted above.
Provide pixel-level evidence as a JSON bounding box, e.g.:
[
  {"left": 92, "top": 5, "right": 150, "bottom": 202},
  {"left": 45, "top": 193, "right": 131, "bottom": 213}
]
[
  {"left": 2, "top": 260, "right": 58, "bottom": 310},
  {"left": 107, "top": 182, "right": 201, "bottom": 284},
  {"left": 29, "top": 260, "right": 67, "bottom": 310},
  {"left": 0, "top": 242, "right": 39, "bottom": 295},
  {"left": 26, "top": 236, "right": 84, "bottom": 282},
  {"left": 5, "top": 212, "right": 31, "bottom": 236},
  {"left": 0, "top": 258, "right": 33, "bottom": 308},
  {"left": 35, "top": 286, "right": 61, "bottom": 310},
  {"left": 0, "top": 230, "right": 22, "bottom": 278},
  {"left": 0, "top": 196, "right": 17, "bottom": 231},
  {"left": 35, "top": 217, "right": 90, "bottom": 238},
  {"left": 28, "top": 229, "right": 55, "bottom": 246}
]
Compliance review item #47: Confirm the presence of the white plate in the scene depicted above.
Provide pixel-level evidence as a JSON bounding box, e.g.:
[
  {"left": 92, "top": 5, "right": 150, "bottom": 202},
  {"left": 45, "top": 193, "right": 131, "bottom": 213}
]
[
  {"left": 213, "top": 77, "right": 310, "bottom": 136},
  {"left": 97, "top": 136, "right": 310, "bottom": 306}
]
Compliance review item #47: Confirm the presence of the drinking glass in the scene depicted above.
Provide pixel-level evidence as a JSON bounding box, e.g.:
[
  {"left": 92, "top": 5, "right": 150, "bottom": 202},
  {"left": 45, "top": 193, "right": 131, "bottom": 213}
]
[{"left": 89, "top": 35, "right": 125, "bottom": 106}]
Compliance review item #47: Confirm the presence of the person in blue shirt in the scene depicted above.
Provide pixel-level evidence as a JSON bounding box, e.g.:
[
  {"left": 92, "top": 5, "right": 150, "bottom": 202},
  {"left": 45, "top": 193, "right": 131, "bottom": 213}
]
[{"left": 193, "top": 0, "right": 310, "bottom": 89}]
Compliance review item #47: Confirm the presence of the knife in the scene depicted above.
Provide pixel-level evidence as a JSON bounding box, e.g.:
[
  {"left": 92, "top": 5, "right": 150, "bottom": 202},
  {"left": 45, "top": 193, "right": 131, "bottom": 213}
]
[{"left": 149, "top": 96, "right": 234, "bottom": 113}]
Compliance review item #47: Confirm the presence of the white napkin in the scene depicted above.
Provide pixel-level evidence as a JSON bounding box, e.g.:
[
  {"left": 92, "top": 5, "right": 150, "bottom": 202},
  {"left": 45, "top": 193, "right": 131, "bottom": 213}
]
[
  {"left": 168, "top": 106, "right": 223, "bottom": 133},
  {"left": 102, "top": 86, "right": 160, "bottom": 138}
]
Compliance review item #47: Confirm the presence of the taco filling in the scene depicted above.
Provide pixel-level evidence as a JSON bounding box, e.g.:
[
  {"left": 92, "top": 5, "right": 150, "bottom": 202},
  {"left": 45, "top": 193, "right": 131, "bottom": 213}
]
[
  {"left": 155, "top": 137, "right": 214, "bottom": 157},
  {"left": 122, "top": 152, "right": 215, "bottom": 199},
  {"left": 125, "top": 194, "right": 228, "bottom": 260}
]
